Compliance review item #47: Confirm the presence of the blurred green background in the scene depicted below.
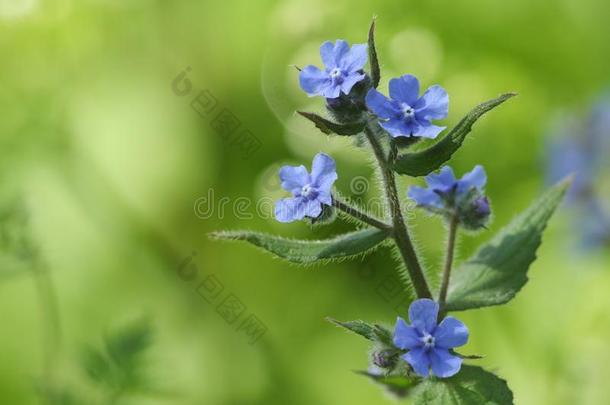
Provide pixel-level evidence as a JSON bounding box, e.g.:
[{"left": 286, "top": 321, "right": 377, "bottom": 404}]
[{"left": 1, "top": 0, "right": 610, "bottom": 404}]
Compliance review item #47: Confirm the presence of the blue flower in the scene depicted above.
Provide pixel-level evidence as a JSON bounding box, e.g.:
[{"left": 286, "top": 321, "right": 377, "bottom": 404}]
[
  {"left": 473, "top": 196, "right": 491, "bottom": 217},
  {"left": 408, "top": 166, "right": 490, "bottom": 229},
  {"left": 544, "top": 96, "right": 610, "bottom": 249},
  {"left": 275, "top": 153, "right": 338, "bottom": 223},
  {"left": 299, "top": 40, "right": 368, "bottom": 99},
  {"left": 580, "top": 198, "right": 610, "bottom": 248},
  {"left": 366, "top": 74, "right": 448, "bottom": 139},
  {"left": 545, "top": 120, "right": 593, "bottom": 202},
  {"left": 408, "top": 165, "right": 486, "bottom": 210},
  {"left": 393, "top": 299, "right": 468, "bottom": 378}
]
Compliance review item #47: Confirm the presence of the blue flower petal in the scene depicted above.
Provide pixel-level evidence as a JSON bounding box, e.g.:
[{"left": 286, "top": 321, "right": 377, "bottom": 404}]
[
  {"left": 365, "top": 89, "right": 400, "bottom": 120},
  {"left": 340, "top": 72, "right": 366, "bottom": 95},
  {"left": 408, "top": 298, "right": 439, "bottom": 334},
  {"left": 299, "top": 65, "right": 331, "bottom": 97},
  {"left": 341, "top": 44, "right": 368, "bottom": 72},
  {"left": 434, "top": 316, "right": 469, "bottom": 349},
  {"left": 274, "top": 197, "right": 307, "bottom": 223},
  {"left": 319, "top": 41, "right": 337, "bottom": 69},
  {"left": 426, "top": 166, "right": 456, "bottom": 192},
  {"left": 457, "top": 165, "right": 486, "bottom": 194},
  {"left": 279, "top": 165, "right": 310, "bottom": 194},
  {"left": 331, "top": 40, "right": 350, "bottom": 67},
  {"left": 546, "top": 135, "right": 587, "bottom": 199},
  {"left": 393, "top": 317, "right": 422, "bottom": 350},
  {"left": 413, "top": 123, "right": 446, "bottom": 139},
  {"left": 310, "top": 153, "right": 338, "bottom": 191},
  {"left": 402, "top": 348, "right": 430, "bottom": 377},
  {"left": 429, "top": 348, "right": 463, "bottom": 378},
  {"left": 389, "top": 75, "right": 420, "bottom": 105},
  {"left": 407, "top": 186, "right": 443, "bottom": 208},
  {"left": 379, "top": 119, "right": 418, "bottom": 138},
  {"left": 415, "top": 85, "right": 449, "bottom": 120},
  {"left": 303, "top": 199, "right": 323, "bottom": 218},
  {"left": 317, "top": 190, "right": 332, "bottom": 206}
]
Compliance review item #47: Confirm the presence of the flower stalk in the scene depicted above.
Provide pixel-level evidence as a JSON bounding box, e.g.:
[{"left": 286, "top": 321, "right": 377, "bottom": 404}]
[
  {"left": 332, "top": 196, "right": 392, "bottom": 231},
  {"left": 32, "top": 261, "right": 62, "bottom": 385},
  {"left": 364, "top": 123, "right": 432, "bottom": 299},
  {"left": 438, "top": 214, "right": 459, "bottom": 314}
]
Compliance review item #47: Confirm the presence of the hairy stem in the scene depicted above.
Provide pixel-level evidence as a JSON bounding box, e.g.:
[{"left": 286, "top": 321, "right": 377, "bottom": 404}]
[
  {"left": 438, "top": 214, "right": 459, "bottom": 313},
  {"left": 364, "top": 124, "right": 432, "bottom": 298},
  {"left": 33, "top": 262, "right": 62, "bottom": 386},
  {"left": 332, "top": 196, "right": 392, "bottom": 231}
]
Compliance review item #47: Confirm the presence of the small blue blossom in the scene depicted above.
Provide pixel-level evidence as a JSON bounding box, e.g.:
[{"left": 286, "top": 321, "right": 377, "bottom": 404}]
[
  {"left": 366, "top": 74, "right": 448, "bottom": 139},
  {"left": 394, "top": 299, "right": 468, "bottom": 378},
  {"left": 408, "top": 166, "right": 490, "bottom": 229},
  {"left": 299, "top": 40, "right": 368, "bottom": 99},
  {"left": 408, "top": 165, "right": 486, "bottom": 210},
  {"left": 275, "top": 153, "right": 338, "bottom": 223}
]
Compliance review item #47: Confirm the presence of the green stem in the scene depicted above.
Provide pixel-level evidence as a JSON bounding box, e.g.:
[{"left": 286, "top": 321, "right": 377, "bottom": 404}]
[
  {"left": 332, "top": 196, "right": 392, "bottom": 231},
  {"left": 364, "top": 124, "right": 432, "bottom": 298},
  {"left": 33, "top": 262, "right": 62, "bottom": 387},
  {"left": 438, "top": 214, "right": 459, "bottom": 314}
]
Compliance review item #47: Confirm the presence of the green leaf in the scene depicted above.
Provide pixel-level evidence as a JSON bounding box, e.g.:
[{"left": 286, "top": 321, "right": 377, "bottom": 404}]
[
  {"left": 297, "top": 111, "right": 365, "bottom": 136},
  {"left": 392, "top": 93, "right": 516, "bottom": 176},
  {"left": 80, "top": 318, "right": 154, "bottom": 391},
  {"left": 327, "top": 318, "right": 376, "bottom": 340},
  {"left": 0, "top": 199, "right": 39, "bottom": 280},
  {"left": 326, "top": 318, "right": 392, "bottom": 343},
  {"left": 210, "top": 228, "right": 390, "bottom": 264},
  {"left": 368, "top": 17, "right": 380, "bottom": 88},
  {"left": 104, "top": 317, "right": 153, "bottom": 368},
  {"left": 356, "top": 371, "right": 418, "bottom": 398},
  {"left": 445, "top": 178, "right": 569, "bottom": 311},
  {"left": 372, "top": 323, "right": 394, "bottom": 346},
  {"left": 412, "top": 366, "right": 513, "bottom": 404},
  {"left": 80, "top": 346, "right": 114, "bottom": 386}
]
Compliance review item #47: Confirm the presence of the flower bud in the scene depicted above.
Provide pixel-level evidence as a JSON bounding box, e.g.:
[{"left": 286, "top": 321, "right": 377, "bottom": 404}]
[
  {"left": 309, "top": 204, "right": 337, "bottom": 225},
  {"left": 371, "top": 349, "right": 398, "bottom": 369},
  {"left": 326, "top": 73, "right": 371, "bottom": 124},
  {"left": 459, "top": 195, "right": 491, "bottom": 230}
]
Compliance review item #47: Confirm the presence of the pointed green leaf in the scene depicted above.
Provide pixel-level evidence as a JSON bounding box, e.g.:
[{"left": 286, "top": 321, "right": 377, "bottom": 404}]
[
  {"left": 372, "top": 323, "right": 394, "bottom": 346},
  {"left": 412, "top": 366, "right": 513, "bottom": 404},
  {"left": 327, "top": 318, "right": 376, "bottom": 340},
  {"left": 392, "top": 93, "right": 516, "bottom": 176},
  {"left": 453, "top": 351, "right": 484, "bottom": 360},
  {"left": 356, "top": 371, "right": 417, "bottom": 398},
  {"left": 297, "top": 111, "right": 365, "bottom": 136},
  {"left": 368, "top": 17, "right": 380, "bottom": 88},
  {"left": 445, "top": 179, "right": 569, "bottom": 311},
  {"left": 326, "top": 318, "right": 392, "bottom": 343},
  {"left": 210, "top": 228, "right": 390, "bottom": 264}
]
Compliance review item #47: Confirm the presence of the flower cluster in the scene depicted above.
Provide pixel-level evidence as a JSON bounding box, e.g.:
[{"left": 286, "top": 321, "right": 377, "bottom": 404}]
[
  {"left": 212, "top": 21, "right": 569, "bottom": 401},
  {"left": 211, "top": 21, "right": 571, "bottom": 403},
  {"left": 270, "top": 35, "right": 493, "bottom": 379}
]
